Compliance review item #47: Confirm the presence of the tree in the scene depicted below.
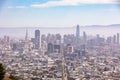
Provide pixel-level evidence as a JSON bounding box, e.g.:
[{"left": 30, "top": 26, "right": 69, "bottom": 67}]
[
  {"left": 0, "top": 63, "right": 6, "bottom": 80},
  {"left": 9, "top": 74, "right": 19, "bottom": 80}
]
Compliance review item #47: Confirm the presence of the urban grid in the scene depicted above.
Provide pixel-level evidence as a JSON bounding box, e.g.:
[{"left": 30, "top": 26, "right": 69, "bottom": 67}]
[{"left": 0, "top": 25, "right": 120, "bottom": 80}]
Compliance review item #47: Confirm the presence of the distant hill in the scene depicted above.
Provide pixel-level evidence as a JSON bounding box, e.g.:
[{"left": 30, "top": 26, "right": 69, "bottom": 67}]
[
  {"left": 85, "top": 24, "right": 120, "bottom": 27},
  {"left": 0, "top": 24, "right": 120, "bottom": 28},
  {"left": 109, "top": 24, "right": 120, "bottom": 27}
]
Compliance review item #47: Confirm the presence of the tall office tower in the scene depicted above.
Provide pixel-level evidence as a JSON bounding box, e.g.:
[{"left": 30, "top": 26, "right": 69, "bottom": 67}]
[
  {"left": 54, "top": 45, "right": 61, "bottom": 53},
  {"left": 3, "top": 35, "right": 10, "bottom": 47},
  {"left": 24, "top": 30, "right": 29, "bottom": 50},
  {"left": 67, "top": 44, "right": 74, "bottom": 53},
  {"left": 113, "top": 35, "right": 116, "bottom": 44},
  {"left": 56, "top": 34, "right": 61, "bottom": 45},
  {"left": 76, "top": 25, "right": 80, "bottom": 48},
  {"left": 4, "top": 35, "right": 7, "bottom": 42},
  {"left": 106, "top": 36, "right": 112, "bottom": 44},
  {"left": 25, "top": 29, "right": 28, "bottom": 41},
  {"left": 12, "top": 43, "right": 17, "bottom": 51},
  {"left": 4, "top": 35, "right": 10, "bottom": 43},
  {"left": 35, "top": 30, "right": 40, "bottom": 49},
  {"left": 83, "top": 31, "right": 87, "bottom": 43},
  {"left": 41, "top": 34, "right": 47, "bottom": 53},
  {"left": 76, "top": 25, "right": 80, "bottom": 38},
  {"left": 47, "top": 43, "right": 54, "bottom": 53},
  {"left": 117, "top": 33, "right": 119, "bottom": 44},
  {"left": 47, "top": 34, "right": 56, "bottom": 44},
  {"left": 96, "top": 34, "right": 100, "bottom": 45}
]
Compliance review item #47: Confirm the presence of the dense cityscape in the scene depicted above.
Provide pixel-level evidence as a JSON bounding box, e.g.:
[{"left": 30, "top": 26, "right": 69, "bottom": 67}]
[{"left": 0, "top": 25, "right": 120, "bottom": 80}]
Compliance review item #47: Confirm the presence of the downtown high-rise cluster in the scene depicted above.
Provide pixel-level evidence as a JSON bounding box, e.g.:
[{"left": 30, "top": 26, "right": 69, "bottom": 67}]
[{"left": 0, "top": 25, "right": 120, "bottom": 80}]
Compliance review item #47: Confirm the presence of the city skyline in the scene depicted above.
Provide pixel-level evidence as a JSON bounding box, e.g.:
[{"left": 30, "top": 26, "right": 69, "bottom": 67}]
[
  {"left": 0, "top": 25, "right": 120, "bottom": 39},
  {"left": 1, "top": 1, "right": 120, "bottom": 79},
  {"left": 0, "top": 27, "right": 120, "bottom": 80},
  {"left": 0, "top": 0, "right": 120, "bottom": 27}
]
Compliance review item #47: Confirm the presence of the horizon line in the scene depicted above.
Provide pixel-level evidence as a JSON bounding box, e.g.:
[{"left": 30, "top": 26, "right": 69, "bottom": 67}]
[{"left": 0, "top": 24, "right": 120, "bottom": 28}]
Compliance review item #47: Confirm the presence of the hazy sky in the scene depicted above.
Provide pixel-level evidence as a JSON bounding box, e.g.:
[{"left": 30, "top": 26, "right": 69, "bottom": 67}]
[{"left": 0, "top": 0, "right": 120, "bottom": 27}]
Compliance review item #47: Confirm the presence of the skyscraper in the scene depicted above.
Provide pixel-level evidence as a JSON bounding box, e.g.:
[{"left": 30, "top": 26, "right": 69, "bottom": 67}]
[
  {"left": 117, "top": 33, "right": 119, "bottom": 44},
  {"left": 113, "top": 35, "right": 116, "bottom": 44},
  {"left": 106, "top": 36, "right": 112, "bottom": 44},
  {"left": 47, "top": 43, "right": 54, "bottom": 53},
  {"left": 41, "top": 34, "right": 47, "bottom": 54},
  {"left": 35, "top": 30, "right": 40, "bottom": 49},
  {"left": 76, "top": 25, "right": 80, "bottom": 38},
  {"left": 75, "top": 25, "right": 80, "bottom": 48},
  {"left": 25, "top": 29, "right": 28, "bottom": 41},
  {"left": 83, "top": 31, "right": 87, "bottom": 43}
]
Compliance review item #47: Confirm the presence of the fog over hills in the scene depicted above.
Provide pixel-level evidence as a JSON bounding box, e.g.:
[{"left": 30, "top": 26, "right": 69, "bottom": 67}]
[
  {"left": 0, "top": 24, "right": 120, "bottom": 28},
  {"left": 0, "top": 24, "right": 120, "bottom": 38}
]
